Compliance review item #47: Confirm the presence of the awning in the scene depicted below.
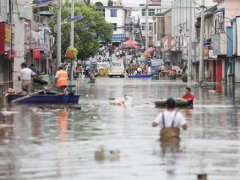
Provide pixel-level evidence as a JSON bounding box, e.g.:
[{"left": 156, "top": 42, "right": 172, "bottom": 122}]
[
  {"left": 231, "top": 17, "right": 236, "bottom": 23},
  {"left": 214, "top": 7, "right": 225, "bottom": 13}
]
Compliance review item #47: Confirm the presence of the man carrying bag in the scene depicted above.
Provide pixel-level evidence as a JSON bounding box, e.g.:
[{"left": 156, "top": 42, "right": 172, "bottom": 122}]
[{"left": 152, "top": 98, "right": 187, "bottom": 143}]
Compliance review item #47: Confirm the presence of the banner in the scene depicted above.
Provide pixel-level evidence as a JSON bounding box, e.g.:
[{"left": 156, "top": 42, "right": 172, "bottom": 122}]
[{"left": 236, "top": 17, "right": 240, "bottom": 56}]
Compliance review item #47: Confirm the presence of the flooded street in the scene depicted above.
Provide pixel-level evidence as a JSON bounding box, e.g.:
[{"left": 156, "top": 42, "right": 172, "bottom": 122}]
[{"left": 0, "top": 78, "right": 240, "bottom": 180}]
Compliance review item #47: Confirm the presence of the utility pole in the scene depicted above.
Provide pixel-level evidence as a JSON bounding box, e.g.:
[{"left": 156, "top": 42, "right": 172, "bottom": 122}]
[
  {"left": 70, "top": 0, "right": 74, "bottom": 46},
  {"left": 199, "top": 0, "right": 205, "bottom": 82},
  {"left": 70, "top": 0, "right": 74, "bottom": 82},
  {"left": 145, "top": 0, "right": 149, "bottom": 61},
  {"left": 187, "top": 0, "right": 193, "bottom": 83},
  {"left": 57, "top": 0, "right": 61, "bottom": 65}
]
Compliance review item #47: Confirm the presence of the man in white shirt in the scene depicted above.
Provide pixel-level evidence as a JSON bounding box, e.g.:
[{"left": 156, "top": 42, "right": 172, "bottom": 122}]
[
  {"left": 152, "top": 98, "right": 187, "bottom": 141},
  {"left": 19, "top": 63, "right": 35, "bottom": 93}
]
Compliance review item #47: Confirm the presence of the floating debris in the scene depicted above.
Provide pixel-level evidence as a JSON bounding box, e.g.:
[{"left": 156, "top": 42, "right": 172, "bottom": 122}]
[{"left": 94, "top": 145, "right": 120, "bottom": 161}]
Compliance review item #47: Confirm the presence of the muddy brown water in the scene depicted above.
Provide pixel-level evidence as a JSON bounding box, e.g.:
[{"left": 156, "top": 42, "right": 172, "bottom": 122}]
[{"left": 0, "top": 78, "right": 239, "bottom": 180}]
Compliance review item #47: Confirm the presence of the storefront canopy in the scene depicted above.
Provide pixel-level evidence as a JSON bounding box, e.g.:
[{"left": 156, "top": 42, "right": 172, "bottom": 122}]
[{"left": 122, "top": 40, "right": 140, "bottom": 49}]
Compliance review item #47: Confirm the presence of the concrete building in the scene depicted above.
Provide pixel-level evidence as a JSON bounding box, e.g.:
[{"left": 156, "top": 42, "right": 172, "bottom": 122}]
[
  {"left": 92, "top": 0, "right": 130, "bottom": 46},
  {"left": 0, "top": 0, "right": 13, "bottom": 93},
  {"left": 171, "top": 0, "right": 217, "bottom": 80},
  {"left": 131, "top": 4, "right": 162, "bottom": 47},
  {"left": 152, "top": 9, "right": 172, "bottom": 59},
  {"left": 0, "top": 0, "right": 33, "bottom": 91},
  {"left": 214, "top": 0, "right": 240, "bottom": 83}
]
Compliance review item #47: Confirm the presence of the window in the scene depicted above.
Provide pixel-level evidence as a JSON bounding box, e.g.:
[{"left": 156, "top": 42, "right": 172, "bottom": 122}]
[
  {"left": 142, "top": 9, "right": 145, "bottom": 16},
  {"left": 149, "top": 9, "right": 155, "bottom": 16},
  {"left": 101, "top": 9, "right": 105, "bottom": 17},
  {"left": 141, "top": 23, "right": 146, "bottom": 30},
  {"left": 214, "top": 11, "right": 224, "bottom": 34},
  {"left": 149, "top": 23, "right": 153, "bottom": 31},
  {"left": 112, "top": 23, "right": 117, "bottom": 31},
  {"left": 111, "top": 9, "right": 117, "bottom": 17}
]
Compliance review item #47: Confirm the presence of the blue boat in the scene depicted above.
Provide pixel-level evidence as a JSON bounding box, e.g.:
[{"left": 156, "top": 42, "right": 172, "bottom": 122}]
[
  {"left": 128, "top": 74, "right": 152, "bottom": 78},
  {"left": 7, "top": 94, "right": 80, "bottom": 104}
]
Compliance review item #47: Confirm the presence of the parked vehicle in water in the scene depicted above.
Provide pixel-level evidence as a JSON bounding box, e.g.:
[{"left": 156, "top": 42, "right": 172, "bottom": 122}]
[
  {"left": 97, "top": 62, "right": 110, "bottom": 76},
  {"left": 109, "top": 61, "right": 125, "bottom": 78}
]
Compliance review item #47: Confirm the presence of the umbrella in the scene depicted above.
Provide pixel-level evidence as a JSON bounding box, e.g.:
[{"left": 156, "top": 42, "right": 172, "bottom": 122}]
[{"left": 122, "top": 40, "right": 138, "bottom": 47}]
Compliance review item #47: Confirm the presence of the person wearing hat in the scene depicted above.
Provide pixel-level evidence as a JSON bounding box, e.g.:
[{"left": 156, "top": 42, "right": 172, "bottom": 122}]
[
  {"left": 19, "top": 63, "right": 35, "bottom": 93},
  {"left": 55, "top": 65, "right": 68, "bottom": 92},
  {"left": 152, "top": 98, "right": 187, "bottom": 142},
  {"left": 180, "top": 87, "right": 194, "bottom": 106}
]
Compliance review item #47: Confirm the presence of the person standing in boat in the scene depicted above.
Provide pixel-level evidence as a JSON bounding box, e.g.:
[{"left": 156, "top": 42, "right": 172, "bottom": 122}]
[
  {"left": 180, "top": 87, "right": 194, "bottom": 106},
  {"left": 19, "top": 63, "right": 36, "bottom": 93},
  {"left": 55, "top": 65, "right": 68, "bottom": 92},
  {"left": 152, "top": 98, "right": 187, "bottom": 142}
]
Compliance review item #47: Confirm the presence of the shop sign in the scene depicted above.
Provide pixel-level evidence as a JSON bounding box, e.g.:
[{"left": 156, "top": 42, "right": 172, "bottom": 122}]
[{"left": 196, "top": 44, "right": 209, "bottom": 61}]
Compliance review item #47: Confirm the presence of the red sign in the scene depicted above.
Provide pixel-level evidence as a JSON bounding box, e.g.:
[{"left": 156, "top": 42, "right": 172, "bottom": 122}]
[
  {"left": 0, "top": 23, "right": 5, "bottom": 54},
  {"left": 33, "top": 48, "right": 40, "bottom": 60}
]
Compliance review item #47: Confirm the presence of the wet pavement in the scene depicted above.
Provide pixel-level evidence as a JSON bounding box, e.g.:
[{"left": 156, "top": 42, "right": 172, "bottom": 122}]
[{"left": 0, "top": 77, "right": 240, "bottom": 180}]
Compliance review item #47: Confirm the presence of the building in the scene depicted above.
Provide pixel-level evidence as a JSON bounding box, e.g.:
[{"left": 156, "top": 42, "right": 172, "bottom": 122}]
[
  {"left": 152, "top": 10, "right": 172, "bottom": 59},
  {"left": 131, "top": 4, "right": 162, "bottom": 47},
  {"left": 171, "top": 0, "right": 217, "bottom": 81},
  {"left": 90, "top": 0, "right": 130, "bottom": 46},
  {"left": 214, "top": 0, "right": 240, "bottom": 83},
  {"left": 0, "top": 0, "right": 13, "bottom": 93}
]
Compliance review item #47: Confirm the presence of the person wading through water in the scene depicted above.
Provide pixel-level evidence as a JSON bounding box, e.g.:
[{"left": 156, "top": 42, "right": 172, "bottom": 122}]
[{"left": 152, "top": 98, "right": 187, "bottom": 143}]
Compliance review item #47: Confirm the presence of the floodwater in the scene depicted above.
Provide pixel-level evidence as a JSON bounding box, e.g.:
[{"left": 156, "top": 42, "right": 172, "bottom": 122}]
[{"left": 0, "top": 78, "right": 239, "bottom": 180}]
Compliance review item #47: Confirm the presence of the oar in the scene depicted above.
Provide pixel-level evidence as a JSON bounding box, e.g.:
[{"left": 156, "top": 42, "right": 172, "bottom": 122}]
[{"left": 11, "top": 90, "right": 44, "bottom": 103}]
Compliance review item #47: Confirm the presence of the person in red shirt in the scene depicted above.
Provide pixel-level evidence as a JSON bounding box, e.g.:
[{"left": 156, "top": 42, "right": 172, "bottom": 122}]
[{"left": 181, "top": 87, "right": 194, "bottom": 106}]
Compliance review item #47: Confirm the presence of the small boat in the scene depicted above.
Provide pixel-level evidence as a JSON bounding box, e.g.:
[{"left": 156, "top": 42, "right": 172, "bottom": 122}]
[
  {"left": 128, "top": 74, "right": 152, "bottom": 78},
  {"left": 7, "top": 94, "right": 80, "bottom": 104},
  {"left": 155, "top": 99, "right": 192, "bottom": 108}
]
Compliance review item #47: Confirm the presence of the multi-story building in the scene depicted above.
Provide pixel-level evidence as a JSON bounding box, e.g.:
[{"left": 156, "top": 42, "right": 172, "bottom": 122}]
[
  {"left": 152, "top": 9, "right": 172, "bottom": 59},
  {"left": 131, "top": 3, "right": 162, "bottom": 47},
  {"left": 0, "top": 0, "right": 13, "bottom": 92},
  {"left": 90, "top": 0, "right": 130, "bottom": 46},
  {"left": 215, "top": 0, "right": 240, "bottom": 83},
  {"left": 171, "top": 0, "right": 217, "bottom": 81}
]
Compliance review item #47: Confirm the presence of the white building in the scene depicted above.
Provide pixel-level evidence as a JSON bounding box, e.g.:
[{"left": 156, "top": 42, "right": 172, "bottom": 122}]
[
  {"left": 131, "top": 4, "right": 162, "bottom": 47},
  {"left": 91, "top": 0, "right": 130, "bottom": 46}
]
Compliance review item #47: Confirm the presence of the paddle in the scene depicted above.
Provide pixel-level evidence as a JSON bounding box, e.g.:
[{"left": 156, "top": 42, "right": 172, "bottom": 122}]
[{"left": 11, "top": 90, "right": 44, "bottom": 103}]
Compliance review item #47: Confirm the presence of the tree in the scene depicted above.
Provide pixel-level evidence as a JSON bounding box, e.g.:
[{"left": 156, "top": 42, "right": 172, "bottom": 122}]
[{"left": 50, "top": 2, "right": 113, "bottom": 61}]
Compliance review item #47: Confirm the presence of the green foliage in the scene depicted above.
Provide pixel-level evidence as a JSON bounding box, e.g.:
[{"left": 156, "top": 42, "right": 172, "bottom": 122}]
[
  {"left": 50, "top": 2, "right": 113, "bottom": 60},
  {"left": 66, "top": 46, "right": 78, "bottom": 60}
]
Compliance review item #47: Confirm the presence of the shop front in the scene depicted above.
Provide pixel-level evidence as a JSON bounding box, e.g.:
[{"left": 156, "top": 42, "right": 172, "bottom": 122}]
[{"left": 0, "top": 22, "right": 13, "bottom": 92}]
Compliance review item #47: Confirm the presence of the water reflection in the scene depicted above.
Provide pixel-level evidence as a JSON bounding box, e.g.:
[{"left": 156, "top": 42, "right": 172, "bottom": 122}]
[{"left": 57, "top": 110, "right": 68, "bottom": 141}]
